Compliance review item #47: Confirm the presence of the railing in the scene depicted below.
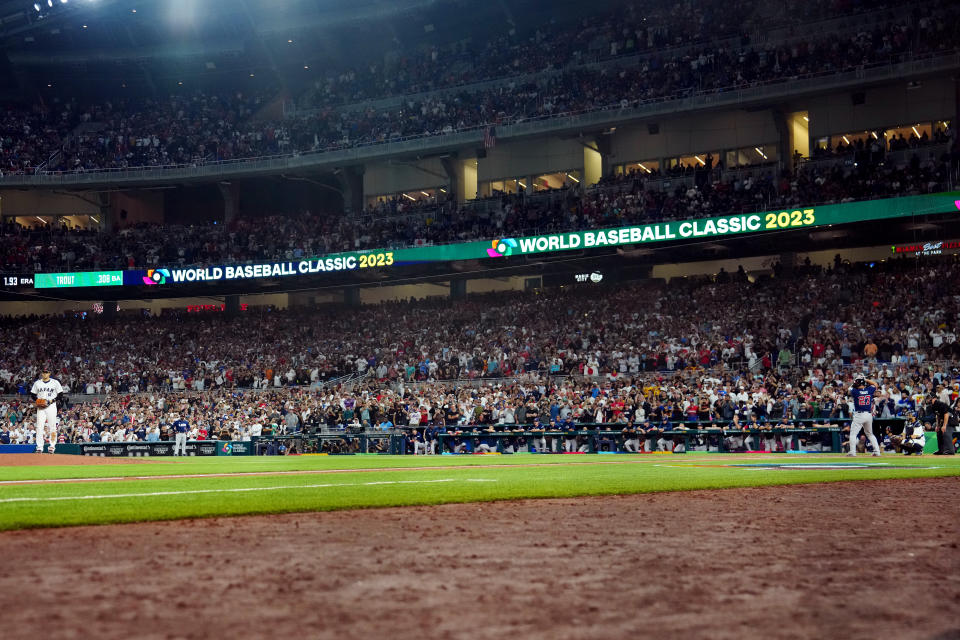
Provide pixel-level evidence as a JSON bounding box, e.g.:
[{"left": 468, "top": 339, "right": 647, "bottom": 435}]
[
  {"left": 800, "top": 142, "right": 952, "bottom": 173},
  {"left": 0, "top": 51, "right": 956, "bottom": 188},
  {"left": 257, "top": 423, "right": 857, "bottom": 455}
]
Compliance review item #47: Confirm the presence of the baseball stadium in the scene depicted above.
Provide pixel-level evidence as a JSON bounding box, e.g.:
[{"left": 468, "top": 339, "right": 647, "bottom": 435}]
[{"left": 1, "top": 0, "right": 960, "bottom": 637}]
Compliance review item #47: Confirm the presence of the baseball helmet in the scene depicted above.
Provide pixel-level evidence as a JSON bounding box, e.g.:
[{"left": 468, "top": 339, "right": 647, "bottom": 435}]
[{"left": 853, "top": 378, "right": 865, "bottom": 387}]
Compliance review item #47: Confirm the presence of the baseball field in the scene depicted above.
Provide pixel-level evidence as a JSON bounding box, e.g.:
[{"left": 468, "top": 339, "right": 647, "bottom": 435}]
[{"left": 1, "top": 452, "right": 958, "bottom": 639}]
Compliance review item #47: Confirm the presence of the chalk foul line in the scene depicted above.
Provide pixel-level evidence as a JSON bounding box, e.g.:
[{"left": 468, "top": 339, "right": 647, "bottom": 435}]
[{"left": 0, "top": 478, "right": 497, "bottom": 504}]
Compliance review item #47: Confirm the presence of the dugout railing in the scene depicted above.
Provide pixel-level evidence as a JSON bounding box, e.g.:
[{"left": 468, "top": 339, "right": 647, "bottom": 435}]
[
  {"left": 253, "top": 418, "right": 914, "bottom": 455},
  {"left": 430, "top": 427, "right": 843, "bottom": 454},
  {"left": 50, "top": 418, "right": 939, "bottom": 457},
  {"left": 254, "top": 419, "right": 884, "bottom": 455},
  {"left": 46, "top": 419, "right": 918, "bottom": 457},
  {"left": 250, "top": 427, "right": 839, "bottom": 455}
]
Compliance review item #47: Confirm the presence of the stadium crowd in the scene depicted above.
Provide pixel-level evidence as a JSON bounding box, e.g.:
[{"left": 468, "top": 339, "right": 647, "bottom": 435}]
[
  {"left": 0, "top": 1, "right": 955, "bottom": 175},
  {"left": 296, "top": 0, "right": 943, "bottom": 110},
  {"left": 1, "top": 257, "right": 959, "bottom": 453},
  {"left": 297, "top": 0, "right": 757, "bottom": 107},
  {"left": 2, "top": 143, "right": 957, "bottom": 272}
]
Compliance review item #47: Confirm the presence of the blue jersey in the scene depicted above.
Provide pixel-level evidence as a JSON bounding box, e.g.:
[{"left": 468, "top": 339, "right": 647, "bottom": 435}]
[
  {"left": 173, "top": 419, "right": 190, "bottom": 433},
  {"left": 850, "top": 386, "right": 876, "bottom": 413}
]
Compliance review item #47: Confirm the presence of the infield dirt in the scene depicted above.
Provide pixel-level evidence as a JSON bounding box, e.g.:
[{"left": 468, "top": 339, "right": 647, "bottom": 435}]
[{"left": 1, "top": 477, "right": 957, "bottom": 640}]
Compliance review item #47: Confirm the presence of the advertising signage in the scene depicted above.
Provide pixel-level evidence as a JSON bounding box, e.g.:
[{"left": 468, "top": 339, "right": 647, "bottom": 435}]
[
  {"left": 33, "top": 191, "right": 960, "bottom": 289},
  {"left": 891, "top": 239, "right": 960, "bottom": 257}
]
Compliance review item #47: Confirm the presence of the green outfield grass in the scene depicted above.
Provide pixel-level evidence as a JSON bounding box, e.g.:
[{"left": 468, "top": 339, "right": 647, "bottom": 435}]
[{"left": 0, "top": 453, "right": 957, "bottom": 531}]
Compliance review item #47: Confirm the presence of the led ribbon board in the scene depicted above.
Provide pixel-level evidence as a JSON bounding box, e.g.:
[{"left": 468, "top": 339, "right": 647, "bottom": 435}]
[{"left": 33, "top": 191, "right": 960, "bottom": 289}]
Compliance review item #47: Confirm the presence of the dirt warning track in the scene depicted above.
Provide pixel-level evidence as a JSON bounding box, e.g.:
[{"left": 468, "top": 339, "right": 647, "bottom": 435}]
[{"left": 0, "top": 477, "right": 957, "bottom": 640}]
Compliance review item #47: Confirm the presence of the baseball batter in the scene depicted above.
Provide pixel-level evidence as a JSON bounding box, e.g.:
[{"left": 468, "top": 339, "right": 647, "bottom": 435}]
[
  {"left": 847, "top": 376, "right": 881, "bottom": 456},
  {"left": 31, "top": 367, "right": 63, "bottom": 454}
]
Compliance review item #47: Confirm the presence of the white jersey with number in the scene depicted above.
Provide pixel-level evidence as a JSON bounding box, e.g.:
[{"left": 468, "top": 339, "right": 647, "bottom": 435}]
[{"left": 31, "top": 378, "right": 63, "bottom": 404}]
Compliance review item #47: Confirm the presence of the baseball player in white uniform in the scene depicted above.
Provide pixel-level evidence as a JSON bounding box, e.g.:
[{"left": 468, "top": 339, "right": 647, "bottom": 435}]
[{"left": 31, "top": 367, "right": 63, "bottom": 454}]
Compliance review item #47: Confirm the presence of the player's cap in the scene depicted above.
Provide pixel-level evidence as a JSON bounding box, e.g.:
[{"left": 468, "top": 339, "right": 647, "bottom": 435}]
[{"left": 853, "top": 378, "right": 865, "bottom": 386}]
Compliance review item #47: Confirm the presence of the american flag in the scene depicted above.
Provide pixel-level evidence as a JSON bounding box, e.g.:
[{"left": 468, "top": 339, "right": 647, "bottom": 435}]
[{"left": 483, "top": 126, "right": 496, "bottom": 149}]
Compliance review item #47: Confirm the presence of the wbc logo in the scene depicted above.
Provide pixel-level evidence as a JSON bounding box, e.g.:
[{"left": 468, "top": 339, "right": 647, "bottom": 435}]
[
  {"left": 143, "top": 268, "right": 170, "bottom": 285},
  {"left": 486, "top": 238, "right": 518, "bottom": 258}
]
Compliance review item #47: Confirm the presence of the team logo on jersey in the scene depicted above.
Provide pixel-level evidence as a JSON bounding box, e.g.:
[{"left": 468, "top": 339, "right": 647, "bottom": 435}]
[
  {"left": 486, "top": 238, "right": 518, "bottom": 258},
  {"left": 143, "top": 268, "right": 171, "bottom": 285}
]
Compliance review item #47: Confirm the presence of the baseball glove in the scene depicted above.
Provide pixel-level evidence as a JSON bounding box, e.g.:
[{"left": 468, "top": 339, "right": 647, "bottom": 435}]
[{"left": 36, "top": 398, "right": 48, "bottom": 408}]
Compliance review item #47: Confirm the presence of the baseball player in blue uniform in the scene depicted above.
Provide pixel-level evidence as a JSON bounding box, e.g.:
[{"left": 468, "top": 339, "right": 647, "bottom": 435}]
[
  {"left": 848, "top": 377, "right": 881, "bottom": 456},
  {"left": 562, "top": 418, "right": 578, "bottom": 452},
  {"left": 171, "top": 412, "right": 190, "bottom": 456},
  {"left": 531, "top": 418, "right": 547, "bottom": 453}
]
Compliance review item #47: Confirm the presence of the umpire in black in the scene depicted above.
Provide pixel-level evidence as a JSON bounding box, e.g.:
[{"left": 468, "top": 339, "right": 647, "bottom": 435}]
[{"left": 929, "top": 397, "right": 957, "bottom": 455}]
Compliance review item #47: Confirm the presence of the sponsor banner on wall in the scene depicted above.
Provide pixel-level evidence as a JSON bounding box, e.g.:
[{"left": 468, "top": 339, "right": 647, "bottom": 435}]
[
  {"left": 79, "top": 441, "right": 221, "bottom": 457},
  {"left": 891, "top": 239, "right": 960, "bottom": 257}
]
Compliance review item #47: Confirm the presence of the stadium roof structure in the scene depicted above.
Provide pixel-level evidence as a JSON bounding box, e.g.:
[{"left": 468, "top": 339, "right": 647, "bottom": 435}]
[{"left": 0, "top": 0, "right": 587, "bottom": 97}]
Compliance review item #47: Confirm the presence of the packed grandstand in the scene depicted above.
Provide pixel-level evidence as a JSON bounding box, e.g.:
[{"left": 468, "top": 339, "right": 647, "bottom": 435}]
[
  {"left": 2, "top": 256, "right": 960, "bottom": 450},
  {"left": 1, "top": 143, "right": 958, "bottom": 270},
  {"left": 0, "top": 0, "right": 955, "bottom": 175}
]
